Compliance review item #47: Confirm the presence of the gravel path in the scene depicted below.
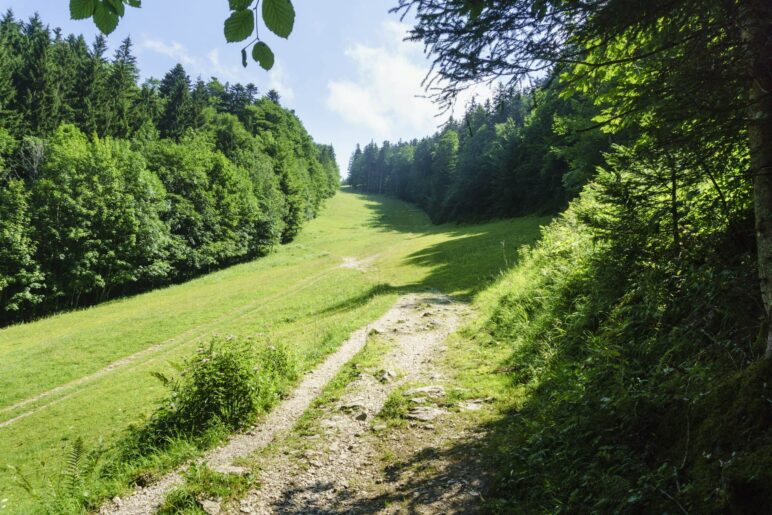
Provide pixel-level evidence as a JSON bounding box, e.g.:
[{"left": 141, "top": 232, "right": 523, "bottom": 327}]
[
  {"left": 229, "top": 292, "right": 471, "bottom": 514},
  {"left": 100, "top": 292, "right": 441, "bottom": 515}
]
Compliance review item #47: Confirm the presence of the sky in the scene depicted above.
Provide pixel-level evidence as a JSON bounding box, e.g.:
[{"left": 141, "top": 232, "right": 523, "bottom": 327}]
[{"left": 0, "top": 1, "right": 492, "bottom": 175}]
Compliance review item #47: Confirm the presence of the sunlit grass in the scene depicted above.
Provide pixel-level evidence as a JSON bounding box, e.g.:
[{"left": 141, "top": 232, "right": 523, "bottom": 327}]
[{"left": 0, "top": 190, "right": 547, "bottom": 513}]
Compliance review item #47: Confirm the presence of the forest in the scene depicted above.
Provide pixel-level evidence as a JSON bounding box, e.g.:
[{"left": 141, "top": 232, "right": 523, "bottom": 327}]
[
  {"left": 0, "top": 0, "right": 771, "bottom": 513},
  {"left": 346, "top": 0, "right": 772, "bottom": 511},
  {"left": 0, "top": 11, "right": 339, "bottom": 325},
  {"left": 347, "top": 82, "right": 614, "bottom": 222}
]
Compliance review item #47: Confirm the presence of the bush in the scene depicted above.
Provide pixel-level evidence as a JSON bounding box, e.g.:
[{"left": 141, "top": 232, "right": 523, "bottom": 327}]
[
  {"left": 379, "top": 391, "right": 408, "bottom": 422},
  {"left": 130, "top": 336, "right": 297, "bottom": 452},
  {"left": 157, "top": 464, "right": 253, "bottom": 515}
]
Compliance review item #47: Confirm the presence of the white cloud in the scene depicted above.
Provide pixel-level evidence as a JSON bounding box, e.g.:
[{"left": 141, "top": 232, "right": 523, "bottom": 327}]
[
  {"left": 325, "top": 23, "right": 437, "bottom": 141},
  {"left": 141, "top": 38, "right": 198, "bottom": 68},
  {"left": 327, "top": 81, "right": 392, "bottom": 135},
  {"left": 267, "top": 63, "right": 295, "bottom": 103},
  {"left": 325, "top": 21, "right": 495, "bottom": 145}
]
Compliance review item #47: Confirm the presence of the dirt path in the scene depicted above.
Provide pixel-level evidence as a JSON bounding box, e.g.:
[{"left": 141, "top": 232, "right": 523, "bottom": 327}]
[
  {"left": 225, "top": 293, "right": 484, "bottom": 514},
  {"left": 101, "top": 292, "right": 450, "bottom": 515}
]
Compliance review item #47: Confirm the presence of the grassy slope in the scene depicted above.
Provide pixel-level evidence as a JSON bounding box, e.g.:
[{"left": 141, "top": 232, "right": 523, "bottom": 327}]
[{"left": 0, "top": 189, "right": 548, "bottom": 512}]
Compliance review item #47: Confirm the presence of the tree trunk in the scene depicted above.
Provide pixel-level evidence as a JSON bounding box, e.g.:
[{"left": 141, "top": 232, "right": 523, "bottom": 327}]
[
  {"left": 742, "top": 1, "right": 772, "bottom": 358},
  {"left": 669, "top": 155, "right": 680, "bottom": 253}
]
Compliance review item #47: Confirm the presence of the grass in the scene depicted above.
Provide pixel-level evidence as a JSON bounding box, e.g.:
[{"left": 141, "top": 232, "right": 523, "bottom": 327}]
[
  {"left": 157, "top": 464, "right": 254, "bottom": 515},
  {"left": 377, "top": 391, "right": 409, "bottom": 424},
  {"left": 0, "top": 189, "right": 548, "bottom": 513}
]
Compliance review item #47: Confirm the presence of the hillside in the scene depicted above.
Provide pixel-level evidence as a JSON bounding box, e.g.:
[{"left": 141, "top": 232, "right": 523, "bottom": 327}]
[
  {"left": 0, "top": 190, "right": 547, "bottom": 513},
  {"left": 2, "top": 1, "right": 771, "bottom": 513}
]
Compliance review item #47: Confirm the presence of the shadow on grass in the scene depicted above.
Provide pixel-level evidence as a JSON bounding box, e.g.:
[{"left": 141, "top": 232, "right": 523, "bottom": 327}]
[
  {"left": 262, "top": 193, "right": 772, "bottom": 514},
  {"left": 314, "top": 283, "right": 397, "bottom": 317},
  {"left": 345, "top": 192, "right": 550, "bottom": 297}
]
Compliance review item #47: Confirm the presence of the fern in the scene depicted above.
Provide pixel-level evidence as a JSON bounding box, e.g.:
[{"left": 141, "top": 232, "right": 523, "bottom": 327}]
[
  {"left": 64, "top": 437, "right": 84, "bottom": 494},
  {"left": 150, "top": 370, "right": 171, "bottom": 386},
  {"left": 9, "top": 465, "right": 39, "bottom": 499}
]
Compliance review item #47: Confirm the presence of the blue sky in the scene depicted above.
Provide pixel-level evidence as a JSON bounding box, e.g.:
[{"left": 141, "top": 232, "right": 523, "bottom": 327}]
[{"left": 0, "top": 1, "right": 489, "bottom": 174}]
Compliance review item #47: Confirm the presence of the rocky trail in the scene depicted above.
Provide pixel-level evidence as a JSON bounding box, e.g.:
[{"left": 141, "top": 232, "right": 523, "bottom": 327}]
[{"left": 102, "top": 292, "right": 491, "bottom": 514}]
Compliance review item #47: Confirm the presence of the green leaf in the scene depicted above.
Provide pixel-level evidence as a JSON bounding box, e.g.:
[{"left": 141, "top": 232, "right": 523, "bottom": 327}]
[
  {"left": 464, "top": 0, "right": 484, "bottom": 19},
  {"left": 93, "top": 2, "right": 119, "bottom": 34},
  {"left": 229, "top": 0, "right": 252, "bottom": 10},
  {"left": 69, "top": 0, "right": 95, "bottom": 20},
  {"left": 126, "top": 0, "right": 142, "bottom": 7},
  {"left": 262, "top": 0, "right": 294, "bottom": 39},
  {"left": 251, "top": 41, "right": 275, "bottom": 70},
  {"left": 223, "top": 9, "right": 255, "bottom": 42},
  {"left": 241, "top": 48, "right": 248, "bottom": 68},
  {"left": 104, "top": 0, "right": 125, "bottom": 17}
]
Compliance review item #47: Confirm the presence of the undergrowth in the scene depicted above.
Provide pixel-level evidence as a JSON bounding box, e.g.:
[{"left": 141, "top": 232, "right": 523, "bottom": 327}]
[
  {"left": 15, "top": 336, "right": 297, "bottom": 514},
  {"left": 475, "top": 159, "right": 772, "bottom": 513},
  {"left": 378, "top": 390, "right": 409, "bottom": 424},
  {"left": 157, "top": 464, "right": 253, "bottom": 514}
]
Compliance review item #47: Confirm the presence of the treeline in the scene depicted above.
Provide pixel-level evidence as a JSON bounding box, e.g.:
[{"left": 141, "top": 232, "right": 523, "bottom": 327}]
[
  {"left": 348, "top": 64, "right": 769, "bottom": 513},
  {"left": 385, "top": 0, "right": 770, "bottom": 510},
  {"left": 0, "top": 12, "right": 338, "bottom": 325},
  {"left": 347, "top": 82, "right": 619, "bottom": 222}
]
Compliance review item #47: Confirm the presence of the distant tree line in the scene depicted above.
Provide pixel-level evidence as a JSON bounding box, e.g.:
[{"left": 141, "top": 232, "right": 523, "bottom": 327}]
[
  {"left": 374, "top": 1, "right": 771, "bottom": 511},
  {"left": 0, "top": 12, "right": 339, "bottom": 325},
  {"left": 347, "top": 81, "right": 621, "bottom": 223}
]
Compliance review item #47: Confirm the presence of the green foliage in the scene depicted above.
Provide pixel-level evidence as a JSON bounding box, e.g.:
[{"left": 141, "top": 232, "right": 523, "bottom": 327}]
[
  {"left": 0, "top": 179, "right": 44, "bottom": 315},
  {"left": 11, "top": 436, "right": 103, "bottom": 514},
  {"left": 378, "top": 390, "right": 408, "bottom": 422},
  {"left": 223, "top": 9, "right": 254, "bottom": 43},
  {"left": 251, "top": 41, "right": 274, "bottom": 70},
  {"left": 475, "top": 145, "right": 769, "bottom": 512},
  {"left": 221, "top": 0, "right": 295, "bottom": 70},
  {"left": 0, "top": 12, "right": 338, "bottom": 324},
  {"left": 261, "top": 0, "right": 295, "bottom": 39},
  {"left": 30, "top": 125, "right": 170, "bottom": 302},
  {"left": 69, "top": 0, "right": 97, "bottom": 20},
  {"left": 70, "top": 0, "right": 140, "bottom": 34},
  {"left": 68, "top": 0, "right": 295, "bottom": 70},
  {"left": 14, "top": 336, "right": 296, "bottom": 513},
  {"left": 348, "top": 82, "right": 616, "bottom": 223},
  {"left": 129, "top": 337, "right": 298, "bottom": 450},
  {"left": 158, "top": 464, "right": 253, "bottom": 515}
]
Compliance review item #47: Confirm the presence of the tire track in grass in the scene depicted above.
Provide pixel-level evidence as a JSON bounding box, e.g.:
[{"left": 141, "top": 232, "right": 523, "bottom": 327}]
[
  {"left": 0, "top": 260, "right": 347, "bottom": 429},
  {"left": 100, "top": 293, "right": 454, "bottom": 515}
]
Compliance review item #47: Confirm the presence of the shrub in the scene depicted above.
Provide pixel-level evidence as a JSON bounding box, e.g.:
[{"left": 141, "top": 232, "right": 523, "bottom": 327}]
[
  {"left": 129, "top": 336, "right": 297, "bottom": 453},
  {"left": 379, "top": 391, "right": 408, "bottom": 422},
  {"left": 157, "top": 464, "right": 253, "bottom": 515}
]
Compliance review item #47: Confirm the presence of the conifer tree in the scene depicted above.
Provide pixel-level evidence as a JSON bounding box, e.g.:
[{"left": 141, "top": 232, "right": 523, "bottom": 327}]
[{"left": 158, "top": 64, "right": 193, "bottom": 139}]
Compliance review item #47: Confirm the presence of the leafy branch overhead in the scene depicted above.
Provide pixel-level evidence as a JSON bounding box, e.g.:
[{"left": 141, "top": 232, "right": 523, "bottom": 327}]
[
  {"left": 69, "top": 0, "right": 141, "bottom": 34},
  {"left": 226, "top": 0, "right": 295, "bottom": 70},
  {"left": 68, "top": 0, "right": 294, "bottom": 70}
]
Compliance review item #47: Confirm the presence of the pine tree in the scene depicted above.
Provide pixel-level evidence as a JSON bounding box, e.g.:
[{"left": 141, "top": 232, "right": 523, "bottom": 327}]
[
  {"left": 104, "top": 37, "right": 139, "bottom": 138},
  {"left": 17, "top": 15, "right": 56, "bottom": 135},
  {"left": 158, "top": 64, "right": 193, "bottom": 139}
]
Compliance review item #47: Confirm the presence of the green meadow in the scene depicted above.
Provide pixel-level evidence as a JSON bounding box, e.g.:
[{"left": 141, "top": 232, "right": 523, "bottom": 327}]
[{"left": 0, "top": 190, "right": 547, "bottom": 513}]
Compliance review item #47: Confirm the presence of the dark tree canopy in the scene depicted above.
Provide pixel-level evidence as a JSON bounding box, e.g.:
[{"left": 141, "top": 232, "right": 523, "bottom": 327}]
[{"left": 393, "top": 0, "right": 772, "bottom": 356}]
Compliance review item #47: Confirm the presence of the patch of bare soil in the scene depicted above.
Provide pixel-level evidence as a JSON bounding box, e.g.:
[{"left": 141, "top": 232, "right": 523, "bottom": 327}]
[
  {"left": 227, "top": 293, "right": 491, "bottom": 514},
  {"left": 339, "top": 255, "right": 377, "bottom": 272}
]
